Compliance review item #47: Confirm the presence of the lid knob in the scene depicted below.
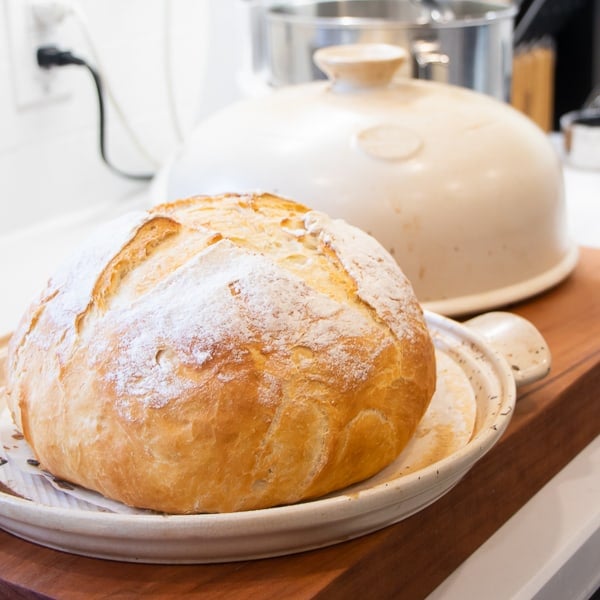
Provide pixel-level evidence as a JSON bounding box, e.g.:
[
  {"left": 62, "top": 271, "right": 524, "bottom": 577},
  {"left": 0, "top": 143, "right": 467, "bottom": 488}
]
[{"left": 314, "top": 44, "right": 407, "bottom": 92}]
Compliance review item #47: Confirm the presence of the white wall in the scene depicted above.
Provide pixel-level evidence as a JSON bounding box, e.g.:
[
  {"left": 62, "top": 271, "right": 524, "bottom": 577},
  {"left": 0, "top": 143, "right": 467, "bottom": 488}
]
[{"left": 0, "top": 0, "right": 248, "bottom": 236}]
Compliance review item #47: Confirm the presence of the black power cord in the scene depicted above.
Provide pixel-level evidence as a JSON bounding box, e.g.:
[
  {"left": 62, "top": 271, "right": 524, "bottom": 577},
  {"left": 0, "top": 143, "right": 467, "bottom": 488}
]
[{"left": 37, "top": 45, "right": 154, "bottom": 182}]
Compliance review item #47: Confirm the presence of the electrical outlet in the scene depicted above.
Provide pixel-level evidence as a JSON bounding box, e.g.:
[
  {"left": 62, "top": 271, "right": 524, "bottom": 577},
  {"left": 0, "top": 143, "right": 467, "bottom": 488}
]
[{"left": 4, "top": 0, "right": 71, "bottom": 108}]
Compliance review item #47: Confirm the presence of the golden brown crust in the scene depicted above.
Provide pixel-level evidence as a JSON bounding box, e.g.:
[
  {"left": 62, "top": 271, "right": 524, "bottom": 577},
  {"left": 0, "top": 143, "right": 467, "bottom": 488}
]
[{"left": 5, "top": 193, "right": 436, "bottom": 513}]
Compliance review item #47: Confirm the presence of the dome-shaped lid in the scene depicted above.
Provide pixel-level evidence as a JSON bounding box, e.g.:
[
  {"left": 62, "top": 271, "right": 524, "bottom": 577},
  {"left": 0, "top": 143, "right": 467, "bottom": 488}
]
[{"left": 163, "top": 44, "right": 577, "bottom": 315}]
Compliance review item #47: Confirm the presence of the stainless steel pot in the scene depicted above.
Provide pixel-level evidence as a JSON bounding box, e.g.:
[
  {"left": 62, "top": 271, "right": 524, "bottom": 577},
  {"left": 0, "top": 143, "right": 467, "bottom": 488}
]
[{"left": 253, "top": 0, "right": 517, "bottom": 100}]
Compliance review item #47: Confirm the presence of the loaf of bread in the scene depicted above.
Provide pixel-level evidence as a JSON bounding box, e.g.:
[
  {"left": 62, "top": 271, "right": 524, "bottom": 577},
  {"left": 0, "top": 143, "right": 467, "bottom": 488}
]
[{"left": 5, "top": 193, "right": 436, "bottom": 513}]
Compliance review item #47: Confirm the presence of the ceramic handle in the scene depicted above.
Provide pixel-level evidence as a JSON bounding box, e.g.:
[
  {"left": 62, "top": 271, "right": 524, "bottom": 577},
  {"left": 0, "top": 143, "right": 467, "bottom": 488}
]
[
  {"left": 313, "top": 44, "right": 407, "bottom": 92},
  {"left": 464, "top": 312, "right": 551, "bottom": 388}
]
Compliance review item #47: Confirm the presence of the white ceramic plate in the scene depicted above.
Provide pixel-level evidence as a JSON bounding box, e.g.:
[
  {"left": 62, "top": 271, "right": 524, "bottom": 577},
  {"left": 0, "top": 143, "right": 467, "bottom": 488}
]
[{"left": 0, "top": 312, "right": 516, "bottom": 564}]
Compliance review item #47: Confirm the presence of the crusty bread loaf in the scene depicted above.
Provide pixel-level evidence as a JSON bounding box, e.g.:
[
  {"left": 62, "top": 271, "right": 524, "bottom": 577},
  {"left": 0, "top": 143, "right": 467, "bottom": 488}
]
[{"left": 5, "top": 193, "right": 436, "bottom": 513}]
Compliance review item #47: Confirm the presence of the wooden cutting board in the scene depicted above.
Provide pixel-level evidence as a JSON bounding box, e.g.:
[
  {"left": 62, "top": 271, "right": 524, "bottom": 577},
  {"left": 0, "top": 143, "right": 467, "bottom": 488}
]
[{"left": 0, "top": 247, "right": 598, "bottom": 600}]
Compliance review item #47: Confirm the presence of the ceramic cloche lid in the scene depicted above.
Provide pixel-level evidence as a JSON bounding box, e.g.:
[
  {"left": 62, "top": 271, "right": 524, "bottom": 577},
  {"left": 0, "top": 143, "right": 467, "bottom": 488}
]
[{"left": 161, "top": 44, "right": 577, "bottom": 316}]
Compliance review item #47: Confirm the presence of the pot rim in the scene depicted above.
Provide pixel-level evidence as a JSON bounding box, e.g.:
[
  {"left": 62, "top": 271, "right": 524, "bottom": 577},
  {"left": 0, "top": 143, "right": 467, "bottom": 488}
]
[{"left": 267, "top": 0, "right": 518, "bottom": 30}]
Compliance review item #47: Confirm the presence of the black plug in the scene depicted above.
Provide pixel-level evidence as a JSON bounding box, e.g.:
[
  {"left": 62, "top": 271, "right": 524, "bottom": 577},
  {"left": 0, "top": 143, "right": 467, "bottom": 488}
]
[
  {"left": 37, "top": 45, "right": 85, "bottom": 68},
  {"left": 34, "top": 45, "right": 153, "bottom": 182}
]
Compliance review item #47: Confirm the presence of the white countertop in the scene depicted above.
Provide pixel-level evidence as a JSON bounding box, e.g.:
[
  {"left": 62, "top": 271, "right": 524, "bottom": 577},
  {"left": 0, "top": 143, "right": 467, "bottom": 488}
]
[{"left": 0, "top": 148, "right": 598, "bottom": 599}]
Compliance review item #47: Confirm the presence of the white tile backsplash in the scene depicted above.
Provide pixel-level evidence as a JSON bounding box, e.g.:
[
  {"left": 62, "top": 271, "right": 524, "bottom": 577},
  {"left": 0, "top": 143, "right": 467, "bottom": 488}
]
[{"left": 0, "top": 0, "right": 243, "bottom": 236}]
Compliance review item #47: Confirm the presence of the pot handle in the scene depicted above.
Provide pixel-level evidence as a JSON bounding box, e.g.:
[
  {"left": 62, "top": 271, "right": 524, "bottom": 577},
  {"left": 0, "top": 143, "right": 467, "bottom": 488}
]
[
  {"left": 463, "top": 312, "right": 551, "bottom": 388},
  {"left": 412, "top": 40, "right": 449, "bottom": 83}
]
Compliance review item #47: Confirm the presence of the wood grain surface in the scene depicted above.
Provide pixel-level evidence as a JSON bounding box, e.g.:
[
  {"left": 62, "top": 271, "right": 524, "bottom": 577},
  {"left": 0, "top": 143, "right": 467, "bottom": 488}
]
[{"left": 0, "top": 247, "right": 598, "bottom": 600}]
